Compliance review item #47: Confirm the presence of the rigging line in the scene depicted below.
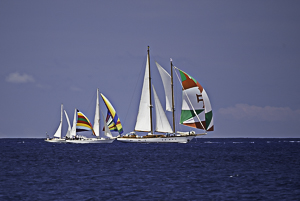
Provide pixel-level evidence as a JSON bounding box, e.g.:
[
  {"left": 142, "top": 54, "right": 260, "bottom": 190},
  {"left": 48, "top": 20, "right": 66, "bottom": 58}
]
[
  {"left": 123, "top": 57, "right": 145, "bottom": 127},
  {"left": 84, "top": 89, "right": 97, "bottom": 116},
  {"left": 173, "top": 66, "right": 206, "bottom": 131}
]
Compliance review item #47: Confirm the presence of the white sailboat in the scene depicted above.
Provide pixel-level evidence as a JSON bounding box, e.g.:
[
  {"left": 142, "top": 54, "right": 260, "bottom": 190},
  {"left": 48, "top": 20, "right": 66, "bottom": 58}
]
[
  {"left": 66, "top": 89, "right": 115, "bottom": 143},
  {"left": 117, "top": 47, "right": 214, "bottom": 143},
  {"left": 45, "top": 104, "right": 67, "bottom": 143}
]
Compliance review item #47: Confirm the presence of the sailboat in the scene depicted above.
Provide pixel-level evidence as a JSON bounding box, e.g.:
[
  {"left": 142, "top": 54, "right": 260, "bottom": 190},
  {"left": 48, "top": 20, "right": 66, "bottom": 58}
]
[
  {"left": 117, "top": 47, "right": 214, "bottom": 143},
  {"left": 66, "top": 89, "right": 117, "bottom": 143},
  {"left": 45, "top": 104, "right": 68, "bottom": 143}
]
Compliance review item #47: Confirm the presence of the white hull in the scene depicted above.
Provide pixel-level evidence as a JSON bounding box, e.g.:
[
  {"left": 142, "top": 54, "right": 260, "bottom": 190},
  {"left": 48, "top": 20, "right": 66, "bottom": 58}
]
[
  {"left": 117, "top": 135, "right": 195, "bottom": 143},
  {"left": 45, "top": 138, "right": 67, "bottom": 143},
  {"left": 66, "top": 138, "right": 115, "bottom": 144}
]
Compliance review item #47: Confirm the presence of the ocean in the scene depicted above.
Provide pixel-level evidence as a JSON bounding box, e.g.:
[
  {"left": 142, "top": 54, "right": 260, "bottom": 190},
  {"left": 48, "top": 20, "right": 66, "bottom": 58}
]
[{"left": 0, "top": 138, "right": 299, "bottom": 200}]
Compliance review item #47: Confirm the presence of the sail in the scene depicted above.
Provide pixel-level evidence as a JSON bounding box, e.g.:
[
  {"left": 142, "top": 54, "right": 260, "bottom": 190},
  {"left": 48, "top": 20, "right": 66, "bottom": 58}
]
[
  {"left": 100, "top": 93, "right": 123, "bottom": 134},
  {"left": 70, "top": 109, "right": 77, "bottom": 138},
  {"left": 135, "top": 53, "right": 152, "bottom": 132},
  {"left": 156, "top": 62, "right": 173, "bottom": 112},
  {"left": 64, "top": 110, "right": 71, "bottom": 138},
  {"left": 53, "top": 104, "right": 63, "bottom": 138},
  {"left": 93, "top": 89, "right": 100, "bottom": 137},
  {"left": 105, "top": 112, "right": 118, "bottom": 132},
  {"left": 152, "top": 85, "right": 173, "bottom": 133},
  {"left": 101, "top": 111, "right": 113, "bottom": 138},
  {"left": 178, "top": 68, "right": 214, "bottom": 131},
  {"left": 76, "top": 110, "right": 95, "bottom": 135}
]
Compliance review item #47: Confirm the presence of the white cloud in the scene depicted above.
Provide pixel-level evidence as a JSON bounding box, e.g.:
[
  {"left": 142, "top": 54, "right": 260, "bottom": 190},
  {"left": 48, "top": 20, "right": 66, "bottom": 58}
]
[
  {"left": 6, "top": 72, "right": 35, "bottom": 84},
  {"left": 219, "top": 104, "right": 300, "bottom": 122}
]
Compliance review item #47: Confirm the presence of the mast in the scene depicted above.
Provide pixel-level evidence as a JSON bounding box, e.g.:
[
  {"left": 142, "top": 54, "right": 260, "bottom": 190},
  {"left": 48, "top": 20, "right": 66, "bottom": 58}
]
[
  {"left": 54, "top": 104, "right": 63, "bottom": 139},
  {"left": 170, "top": 59, "right": 175, "bottom": 133},
  {"left": 134, "top": 46, "right": 153, "bottom": 133},
  {"left": 60, "top": 103, "right": 63, "bottom": 139},
  {"left": 98, "top": 88, "right": 101, "bottom": 138},
  {"left": 148, "top": 46, "right": 153, "bottom": 134}
]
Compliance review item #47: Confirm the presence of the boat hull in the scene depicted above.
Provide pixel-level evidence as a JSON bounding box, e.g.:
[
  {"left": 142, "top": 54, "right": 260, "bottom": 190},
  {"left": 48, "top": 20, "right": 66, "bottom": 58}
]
[
  {"left": 45, "top": 138, "right": 67, "bottom": 143},
  {"left": 117, "top": 135, "right": 195, "bottom": 143},
  {"left": 66, "top": 138, "right": 115, "bottom": 144}
]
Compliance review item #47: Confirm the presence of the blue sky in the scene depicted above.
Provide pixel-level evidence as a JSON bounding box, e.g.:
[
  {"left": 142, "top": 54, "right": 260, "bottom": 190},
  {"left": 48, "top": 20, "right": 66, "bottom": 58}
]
[{"left": 1, "top": 1, "right": 299, "bottom": 138}]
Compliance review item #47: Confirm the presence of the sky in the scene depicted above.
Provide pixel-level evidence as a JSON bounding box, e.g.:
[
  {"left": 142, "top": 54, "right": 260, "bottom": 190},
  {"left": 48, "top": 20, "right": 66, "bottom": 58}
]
[{"left": 1, "top": 1, "right": 300, "bottom": 138}]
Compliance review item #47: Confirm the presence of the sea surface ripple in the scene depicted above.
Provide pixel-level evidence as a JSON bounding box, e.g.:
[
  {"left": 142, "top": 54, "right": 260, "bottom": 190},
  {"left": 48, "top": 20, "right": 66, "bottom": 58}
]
[{"left": 0, "top": 138, "right": 299, "bottom": 200}]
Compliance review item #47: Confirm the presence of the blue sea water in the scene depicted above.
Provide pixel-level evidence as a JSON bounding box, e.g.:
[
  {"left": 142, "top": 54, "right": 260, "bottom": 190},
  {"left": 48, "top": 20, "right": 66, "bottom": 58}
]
[{"left": 0, "top": 138, "right": 299, "bottom": 201}]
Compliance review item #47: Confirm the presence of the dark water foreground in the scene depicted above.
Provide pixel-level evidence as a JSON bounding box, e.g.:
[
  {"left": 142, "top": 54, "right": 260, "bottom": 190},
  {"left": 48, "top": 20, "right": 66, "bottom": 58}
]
[{"left": 0, "top": 138, "right": 299, "bottom": 200}]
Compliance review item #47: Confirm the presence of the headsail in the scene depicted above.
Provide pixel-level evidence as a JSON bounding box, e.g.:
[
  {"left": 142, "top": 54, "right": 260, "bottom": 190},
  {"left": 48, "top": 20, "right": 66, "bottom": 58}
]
[
  {"left": 70, "top": 108, "right": 77, "bottom": 138},
  {"left": 177, "top": 68, "right": 214, "bottom": 131},
  {"left": 76, "top": 110, "right": 95, "bottom": 135},
  {"left": 64, "top": 110, "right": 71, "bottom": 138},
  {"left": 101, "top": 111, "right": 113, "bottom": 138},
  {"left": 152, "top": 85, "right": 173, "bottom": 133},
  {"left": 156, "top": 62, "right": 173, "bottom": 112},
  {"left": 53, "top": 104, "right": 63, "bottom": 138},
  {"left": 100, "top": 93, "right": 123, "bottom": 134}
]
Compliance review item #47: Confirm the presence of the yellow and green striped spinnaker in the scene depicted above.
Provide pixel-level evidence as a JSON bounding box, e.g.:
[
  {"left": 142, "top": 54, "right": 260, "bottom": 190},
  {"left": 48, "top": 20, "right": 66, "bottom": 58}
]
[{"left": 100, "top": 93, "right": 123, "bottom": 134}]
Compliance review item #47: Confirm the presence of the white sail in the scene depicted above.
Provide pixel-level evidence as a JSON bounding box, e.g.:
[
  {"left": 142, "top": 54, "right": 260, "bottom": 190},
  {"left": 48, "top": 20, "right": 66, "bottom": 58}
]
[
  {"left": 101, "top": 111, "right": 113, "bottom": 138},
  {"left": 156, "top": 62, "right": 173, "bottom": 112},
  {"left": 135, "top": 53, "right": 151, "bottom": 132},
  {"left": 53, "top": 104, "right": 63, "bottom": 138},
  {"left": 53, "top": 120, "right": 62, "bottom": 138},
  {"left": 93, "top": 89, "right": 100, "bottom": 137},
  {"left": 70, "top": 108, "right": 77, "bottom": 138},
  {"left": 153, "top": 85, "right": 173, "bottom": 133},
  {"left": 64, "top": 110, "right": 71, "bottom": 138}
]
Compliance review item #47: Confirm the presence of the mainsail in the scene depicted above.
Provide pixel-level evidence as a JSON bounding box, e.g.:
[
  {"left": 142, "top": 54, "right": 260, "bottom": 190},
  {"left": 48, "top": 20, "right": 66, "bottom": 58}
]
[
  {"left": 53, "top": 104, "right": 63, "bottom": 138},
  {"left": 177, "top": 68, "right": 214, "bottom": 131},
  {"left": 93, "top": 89, "right": 100, "bottom": 137},
  {"left": 100, "top": 93, "right": 123, "bottom": 134},
  {"left": 135, "top": 49, "right": 152, "bottom": 132},
  {"left": 76, "top": 110, "right": 95, "bottom": 135}
]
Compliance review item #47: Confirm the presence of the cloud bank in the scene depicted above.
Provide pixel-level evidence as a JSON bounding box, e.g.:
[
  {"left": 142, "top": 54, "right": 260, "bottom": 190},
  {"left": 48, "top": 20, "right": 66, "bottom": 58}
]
[
  {"left": 6, "top": 72, "right": 35, "bottom": 84},
  {"left": 219, "top": 104, "right": 300, "bottom": 122}
]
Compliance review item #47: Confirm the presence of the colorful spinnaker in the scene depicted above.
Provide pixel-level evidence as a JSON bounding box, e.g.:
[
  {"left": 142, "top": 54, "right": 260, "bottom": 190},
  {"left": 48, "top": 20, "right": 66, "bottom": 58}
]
[
  {"left": 76, "top": 110, "right": 95, "bottom": 135},
  {"left": 178, "top": 69, "right": 214, "bottom": 131},
  {"left": 100, "top": 93, "right": 123, "bottom": 134}
]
